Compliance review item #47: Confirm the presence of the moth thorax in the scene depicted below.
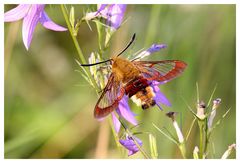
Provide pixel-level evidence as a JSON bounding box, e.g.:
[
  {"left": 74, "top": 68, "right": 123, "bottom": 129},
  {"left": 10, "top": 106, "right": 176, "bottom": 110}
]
[
  {"left": 130, "top": 86, "right": 156, "bottom": 109},
  {"left": 112, "top": 57, "right": 140, "bottom": 83}
]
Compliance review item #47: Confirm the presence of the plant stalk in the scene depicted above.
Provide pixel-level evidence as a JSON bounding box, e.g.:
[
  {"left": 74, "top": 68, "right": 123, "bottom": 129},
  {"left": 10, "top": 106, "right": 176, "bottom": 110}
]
[
  {"left": 198, "top": 120, "right": 204, "bottom": 159},
  {"left": 60, "top": 5, "right": 99, "bottom": 91},
  {"left": 179, "top": 143, "right": 187, "bottom": 159}
]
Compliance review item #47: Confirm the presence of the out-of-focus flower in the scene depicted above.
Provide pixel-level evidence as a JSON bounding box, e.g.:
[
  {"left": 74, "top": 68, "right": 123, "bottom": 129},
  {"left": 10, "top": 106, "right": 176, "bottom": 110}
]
[
  {"left": 208, "top": 98, "right": 221, "bottom": 129},
  {"left": 166, "top": 112, "right": 184, "bottom": 143},
  {"left": 4, "top": 4, "right": 67, "bottom": 50},
  {"left": 196, "top": 101, "right": 206, "bottom": 120},
  {"left": 85, "top": 4, "right": 126, "bottom": 30},
  {"left": 193, "top": 146, "right": 199, "bottom": 159},
  {"left": 119, "top": 135, "right": 143, "bottom": 156},
  {"left": 221, "top": 143, "right": 236, "bottom": 159}
]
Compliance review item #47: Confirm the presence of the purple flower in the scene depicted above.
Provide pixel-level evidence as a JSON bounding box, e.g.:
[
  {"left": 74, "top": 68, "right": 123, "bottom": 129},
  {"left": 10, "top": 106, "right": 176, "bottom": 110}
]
[
  {"left": 85, "top": 4, "right": 126, "bottom": 30},
  {"left": 119, "top": 136, "right": 143, "bottom": 156},
  {"left": 111, "top": 85, "right": 170, "bottom": 132},
  {"left": 135, "top": 44, "right": 167, "bottom": 59},
  {"left": 147, "top": 44, "right": 167, "bottom": 53},
  {"left": 4, "top": 4, "right": 67, "bottom": 50},
  {"left": 111, "top": 95, "right": 137, "bottom": 133},
  {"left": 151, "top": 81, "right": 171, "bottom": 110}
]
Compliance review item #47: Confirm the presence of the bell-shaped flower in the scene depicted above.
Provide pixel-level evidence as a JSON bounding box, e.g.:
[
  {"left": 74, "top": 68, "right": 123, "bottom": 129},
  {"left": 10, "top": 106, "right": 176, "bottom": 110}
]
[
  {"left": 119, "top": 135, "right": 143, "bottom": 156},
  {"left": 111, "top": 95, "right": 137, "bottom": 133},
  {"left": 4, "top": 4, "right": 67, "bottom": 50},
  {"left": 85, "top": 4, "right": 126, "bottom": 30}
]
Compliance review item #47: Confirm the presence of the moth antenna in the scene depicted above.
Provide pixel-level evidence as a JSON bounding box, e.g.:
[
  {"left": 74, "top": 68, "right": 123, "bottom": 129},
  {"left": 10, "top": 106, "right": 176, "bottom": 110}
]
[
  {"left": 116, "top": 33, "right": 136, "bottom": 57},
  {"left": 80, "top": 59, "right": 112, "bottom": 67}
]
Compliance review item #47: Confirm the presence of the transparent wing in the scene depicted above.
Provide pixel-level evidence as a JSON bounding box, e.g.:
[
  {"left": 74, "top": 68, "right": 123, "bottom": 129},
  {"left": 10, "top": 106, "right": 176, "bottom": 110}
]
[
  {"left": 94, "top": 73, "right": 125, "bottom": 119},
  {"left": 133, "top": 60, "right": 187, "bottom": 83}
]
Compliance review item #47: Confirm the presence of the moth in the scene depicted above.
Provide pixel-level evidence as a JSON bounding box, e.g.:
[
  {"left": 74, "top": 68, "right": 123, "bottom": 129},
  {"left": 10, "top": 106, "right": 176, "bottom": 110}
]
[{"left": 81, "top": 34, "right": 187, "bottom": 119}]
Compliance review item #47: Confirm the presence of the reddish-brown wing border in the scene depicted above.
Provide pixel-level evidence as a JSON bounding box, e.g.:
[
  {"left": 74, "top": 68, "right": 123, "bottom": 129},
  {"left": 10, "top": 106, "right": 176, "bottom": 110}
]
[
  {"left": 94, "top": 74, "right": 125, "bottom": 119},
  {"left": 133, "top": 60, "right": 187, "bottom": 83}
]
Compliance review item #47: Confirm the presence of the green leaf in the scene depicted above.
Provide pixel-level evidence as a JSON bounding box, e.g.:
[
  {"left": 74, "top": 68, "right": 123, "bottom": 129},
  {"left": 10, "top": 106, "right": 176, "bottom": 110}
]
[
  {"left": 180, "top": 95, "right": 201, "bottom": 120},
  {"left": 196, "top": 82, "right": 199, "bottom": 104},
  {"left": 69, "top": 6, "right": 75, "bottom": 29},
  {"left": 152, "top": 123, "right": 178, "bottom": 145},
  {"left": 186, "top": 117, "right": 196, "bottom": 141},
  {"left": 210, "top": 108, "right": 231, "bottom": 132},
  {"left": 105, "top": 29, "right": 114, "bottom": 48},
  {"left": 95, "top": 20, "right": 105, "bottom": 54},
  {"left": 75, "top": 59, "right": 94, "bottom": 87},
  {"left": 206, "top": 84, "right": 218, "bottom": 108},
  {"left": 149, "top": 134, "right": 158, "bottom": 159}
]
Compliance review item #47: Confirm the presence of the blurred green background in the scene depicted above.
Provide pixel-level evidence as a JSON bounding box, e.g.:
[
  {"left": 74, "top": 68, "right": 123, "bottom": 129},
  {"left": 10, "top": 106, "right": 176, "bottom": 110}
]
[{"left": 4, "top": 4, "right": 236, "bottom": 158}]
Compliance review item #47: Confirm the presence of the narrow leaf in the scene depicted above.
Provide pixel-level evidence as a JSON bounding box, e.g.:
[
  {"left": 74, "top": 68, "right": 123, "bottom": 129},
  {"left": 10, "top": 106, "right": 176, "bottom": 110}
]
[
  {"left": 153, "top": 123, "right": 178, "bottom": 145},
  {"left": 149, "top": 134, "right": 158, "bottom": 159},
  {"left": 207, "top": 84, "right": 218, "bottom": 108},
  {"left": 69, "top": 6, "right": 75, "bottom": 28},
  {"left": 186, "top": 117, "right": 196, "bottom": 141},
  {"left": 211, "top": 108, "right": 231, "bottom": 132}
]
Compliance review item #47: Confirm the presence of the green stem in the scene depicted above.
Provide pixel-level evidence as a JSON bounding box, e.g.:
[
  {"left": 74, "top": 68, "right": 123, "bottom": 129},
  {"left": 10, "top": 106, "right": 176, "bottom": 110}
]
[
  {"left": 198, "top": 120, "right": 204, "bottom": 159},
  {"left": 61, "top": 5, "right": 86, "bottom": 63},
  {"left": 60, "top": 5, "right": 99, "bottom": 91},
  {"left": 119, "top": 118, "right": 151, "bottom": 159},
  {"left": 204, "top": 119, "right": 209, "bottom": 156},
  {"left": 179, "top": 143, "right": 187, "bottom": 159}
]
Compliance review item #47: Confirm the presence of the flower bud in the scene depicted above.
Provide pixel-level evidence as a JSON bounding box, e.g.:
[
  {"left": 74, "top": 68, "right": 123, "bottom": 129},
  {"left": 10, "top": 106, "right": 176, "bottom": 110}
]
[
  {"left": 197, "top": 101, "right": 206, "bottom": 120},
  {"left": 166, "top": 112, "right": 184, "bottom": 143},
  {"left": 208, "top": 98, "right": 221, "bottom": 129}
]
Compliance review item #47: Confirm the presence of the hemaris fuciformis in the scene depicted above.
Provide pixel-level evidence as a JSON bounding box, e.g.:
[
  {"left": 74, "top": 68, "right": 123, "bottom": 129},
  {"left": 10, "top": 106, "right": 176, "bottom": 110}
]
[{"left": 81, "top": 34, "right": 187, "bottom": 119}]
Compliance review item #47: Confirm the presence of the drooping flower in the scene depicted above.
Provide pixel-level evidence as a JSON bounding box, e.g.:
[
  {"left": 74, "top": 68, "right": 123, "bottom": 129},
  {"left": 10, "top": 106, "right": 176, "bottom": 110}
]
[
  {"left": 85, "top": 4, "right": 127, "bottom": 30},
  {"left": 111, "top": 95, "right": 137, "bottom": 133},
  {"left": 4, "top": 4, "right": 67, "bottom": 50},
  {"left": 119, "top": 135, "right": 143, "bottom": 156}
]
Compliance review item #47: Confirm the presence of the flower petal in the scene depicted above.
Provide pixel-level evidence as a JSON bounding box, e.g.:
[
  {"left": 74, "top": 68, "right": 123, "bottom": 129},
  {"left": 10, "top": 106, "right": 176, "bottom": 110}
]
[
  {"left": 119, "top": 136, "right": 143, "bottom": 156},
  {"left": 136, "top": 44, "right": 167, "bottom": 59},
  {"left": 152, "top": 83, "right": 171, "bottom": 107},
  {"left": 116, "top": 95, "right": 137, "bottom": 126},
  {"left": 123, "top": 137, "right": 142, "bottom": 151},
  {"left": 22, "top": 5, "right": 40, "bottom": 50},
  {"left": 39, "top": 11, "right": 67, "bottom": 31},
  {"left": 4, "top": 4, "right": 30, "bottom": 22},
  {"left": 147, "top": 44, "right": 167, "bottom": 53},
  {"left": 108, "top": 4, "right": 126, "bottom": 30},
  {"left": 128, "top": 150, "right": 134, "bottom": 156},
  {"left": 96, "top": 4, "right": 108, "bottom": 15},
  {"left": 111, "top": 112, "right": 121, "bottom": 133}
]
